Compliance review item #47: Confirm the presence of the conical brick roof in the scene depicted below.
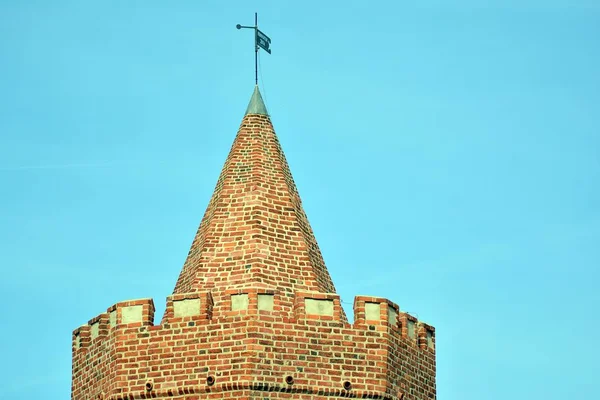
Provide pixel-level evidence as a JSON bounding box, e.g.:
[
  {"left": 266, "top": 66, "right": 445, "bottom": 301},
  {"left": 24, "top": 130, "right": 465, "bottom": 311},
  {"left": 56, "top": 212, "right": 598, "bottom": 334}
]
[{"left": 171, "top": 86, "right": 341, "bottom": 318}]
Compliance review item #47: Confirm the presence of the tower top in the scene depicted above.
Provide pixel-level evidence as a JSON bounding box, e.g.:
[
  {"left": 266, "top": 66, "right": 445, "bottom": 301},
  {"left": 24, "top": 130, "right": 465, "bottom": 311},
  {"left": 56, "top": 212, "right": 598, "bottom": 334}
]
[
  {"left": 71, "top": 85, "right": 437, "bottom": 400},
  {"left": 245, "top": 85, "right": 268, "bottom": 115}
]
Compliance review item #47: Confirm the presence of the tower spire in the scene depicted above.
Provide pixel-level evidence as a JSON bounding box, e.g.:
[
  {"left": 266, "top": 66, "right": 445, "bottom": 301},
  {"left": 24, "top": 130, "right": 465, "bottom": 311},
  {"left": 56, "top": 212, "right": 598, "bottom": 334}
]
[{"left": 170, "top": 86, "right": 340, "bottom": 319}]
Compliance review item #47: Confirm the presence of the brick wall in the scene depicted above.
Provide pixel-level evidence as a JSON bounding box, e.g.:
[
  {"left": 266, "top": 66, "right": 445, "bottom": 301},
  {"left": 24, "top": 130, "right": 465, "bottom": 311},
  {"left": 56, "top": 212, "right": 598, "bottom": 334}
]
[{"left": 72, "top": 292, "right": 435, "bottom": 400}]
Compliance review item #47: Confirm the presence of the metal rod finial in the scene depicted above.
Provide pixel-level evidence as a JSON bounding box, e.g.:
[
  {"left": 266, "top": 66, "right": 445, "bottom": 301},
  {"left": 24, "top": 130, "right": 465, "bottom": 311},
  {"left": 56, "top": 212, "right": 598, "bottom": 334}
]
[{"left": 236, "top": 13, "right": 270, "bottom": 86}]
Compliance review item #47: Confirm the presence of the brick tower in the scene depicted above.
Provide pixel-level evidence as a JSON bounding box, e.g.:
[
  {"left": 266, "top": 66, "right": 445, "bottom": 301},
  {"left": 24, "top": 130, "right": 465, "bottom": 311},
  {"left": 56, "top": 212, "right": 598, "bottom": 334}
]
[{"left": 71, "top": 87, "right": 436, "bottom": 400}]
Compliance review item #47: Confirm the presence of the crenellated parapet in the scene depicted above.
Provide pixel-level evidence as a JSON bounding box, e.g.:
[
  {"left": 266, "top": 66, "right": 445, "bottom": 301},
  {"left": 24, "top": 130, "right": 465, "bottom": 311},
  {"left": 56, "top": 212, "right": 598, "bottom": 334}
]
[{"left": 72, "top": 291, "right": 435, "bottom": 400}]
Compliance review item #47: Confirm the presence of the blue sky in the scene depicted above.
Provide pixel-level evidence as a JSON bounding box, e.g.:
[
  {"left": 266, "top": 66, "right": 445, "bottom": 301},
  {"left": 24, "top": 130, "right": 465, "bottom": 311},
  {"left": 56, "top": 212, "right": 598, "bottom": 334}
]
[{"left": 1, "top": 1, "right": 598, "bottom": 399}]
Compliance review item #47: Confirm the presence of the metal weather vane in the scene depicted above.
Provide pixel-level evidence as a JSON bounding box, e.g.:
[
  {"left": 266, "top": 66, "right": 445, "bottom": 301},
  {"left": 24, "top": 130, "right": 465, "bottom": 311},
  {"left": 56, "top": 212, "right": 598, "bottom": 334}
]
[{"left": 236, "top": 13, "right": 271, "bottom": 85}]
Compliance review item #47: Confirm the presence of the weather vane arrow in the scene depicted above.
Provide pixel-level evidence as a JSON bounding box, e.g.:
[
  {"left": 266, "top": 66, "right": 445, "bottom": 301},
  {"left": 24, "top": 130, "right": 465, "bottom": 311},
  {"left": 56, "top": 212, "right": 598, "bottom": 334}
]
[{"left": 236, "top": 12, "right": 271, "bottom": 85}]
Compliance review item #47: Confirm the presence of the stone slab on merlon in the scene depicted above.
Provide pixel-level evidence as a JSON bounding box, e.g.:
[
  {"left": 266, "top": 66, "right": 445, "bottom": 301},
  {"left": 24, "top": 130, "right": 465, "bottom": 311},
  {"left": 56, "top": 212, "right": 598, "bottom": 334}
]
[
  {"left": 231, "top": 293, "right": 249, "bottom": 311},
  {"left": 173, "top": 298, "right": 201, "bottom": 317},
  {"left": 122, "top": 305, "right": 143, "bottom": 323},
  {"left": 365, "top": 302, "right": 381, "bottom": 320},
  {"left": 388, "top": 304, "right": 398, "bottom": 324},
  {"left": 90, "top": 321, "right": 99, "bottom": 339},
  {"left": 305, "top": 298, "right": 334, "bottom": 316},
  {"left": 258, "top": 294, "right": 274, "bottom": 311}
]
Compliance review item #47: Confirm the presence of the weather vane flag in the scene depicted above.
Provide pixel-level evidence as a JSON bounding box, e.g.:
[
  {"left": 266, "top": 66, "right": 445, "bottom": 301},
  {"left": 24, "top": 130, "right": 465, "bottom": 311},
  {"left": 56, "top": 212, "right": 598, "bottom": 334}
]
[{"left": 236, "top": 12, "right": 271, "bottom": 85}]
